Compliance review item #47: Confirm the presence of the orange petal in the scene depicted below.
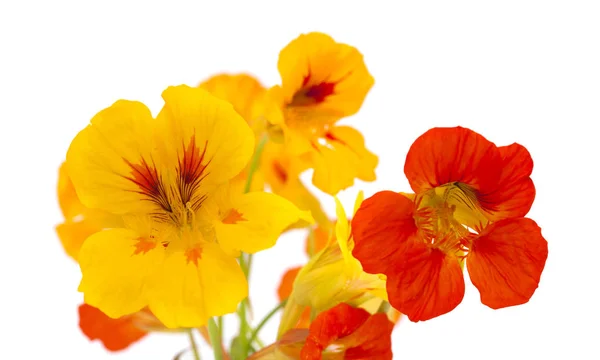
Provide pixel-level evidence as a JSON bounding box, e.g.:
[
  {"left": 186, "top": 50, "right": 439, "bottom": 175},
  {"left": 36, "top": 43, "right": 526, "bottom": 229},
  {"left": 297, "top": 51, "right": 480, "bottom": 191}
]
[
  {"left": 278, "top": 267, "right": 302, "bottom": 301},
  {"left": 385, "top": 244, "right": 465, "bottom": 321},
  {"left": 482, "top": 143, "right": 536, "bottom": 220},
  {"left": 278, "top": 267, "right": 311, "bottom": 329},
  {"left": 351, "top": 191, "right": 418, "bottom": 274},
  {"left": 404, "top": 127, "right": 502, "bottom": 196},
  {"left": 467, "top": 218, "right": 548, "bottom": 309},
  {"left": 301, "top": 303, "right": 393, "bottom": 360},
  {"left": 78, "top": 304, "right": 147, "bottom": 352},
  {"left": 304, "top": 225, "right": 333, "bottom": 257},
  {"left": 198, "top": 73, "right": 266, "bottom": 124}
]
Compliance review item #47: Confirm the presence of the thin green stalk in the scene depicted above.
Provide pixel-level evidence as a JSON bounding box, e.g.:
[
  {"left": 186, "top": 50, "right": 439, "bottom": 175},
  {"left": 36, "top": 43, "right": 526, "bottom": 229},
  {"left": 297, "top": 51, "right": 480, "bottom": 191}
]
[
  {"left": 248, "top": 299, "right": 288, "bottom": 347},
  {"left": 207, "top": 318, "right": 224, "bottom": 360},
  {"left": 187, "top": 329, "right": 200, "bottom": 360},
  {"left": 243, "top": 134, "right": 269, "bottom": 193},
  {"left": 218, "top": 316, "right": 223, "bottom": 348}
]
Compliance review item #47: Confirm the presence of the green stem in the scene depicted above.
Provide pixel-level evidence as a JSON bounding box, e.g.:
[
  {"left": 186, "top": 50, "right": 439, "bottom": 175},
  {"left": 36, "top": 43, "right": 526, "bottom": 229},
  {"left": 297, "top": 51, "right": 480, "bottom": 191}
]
[
  {"left": 248, "top": 299, "right": 288, "bottom": 347},
  {"left": 187, "top": 329, "right": 200, "bottom": 360},
  {"left": 218, "top": 316, "right": 223, "bottom": 343},
  {"left": 207, "top": 318, "right": 224, "bottom": 360},
  {"left": 243, "top": 134, "right": 269, "bottom": 193}
]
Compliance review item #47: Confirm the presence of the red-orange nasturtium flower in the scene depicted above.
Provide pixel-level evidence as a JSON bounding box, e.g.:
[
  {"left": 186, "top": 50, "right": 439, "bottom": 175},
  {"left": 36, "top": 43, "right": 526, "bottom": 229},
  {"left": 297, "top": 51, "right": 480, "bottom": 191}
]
[
  {"left": 262, "top": 32, "right": 378, "bottom": 195},
  {"left": 66, "top": 85, "right": 312, "bottom": 328},
  {"left": 352, "top": 126, "right": 548, "bottom": 321},
  {"left": 248, "top": 303, "right": 394, "bottom": 360}
]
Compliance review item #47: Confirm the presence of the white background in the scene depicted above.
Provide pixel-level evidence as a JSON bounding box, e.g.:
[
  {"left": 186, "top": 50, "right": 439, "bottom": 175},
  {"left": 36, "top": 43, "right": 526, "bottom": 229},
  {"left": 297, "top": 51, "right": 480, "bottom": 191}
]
[{"left": 1, "top": 1, "right": 599, "bottom": 359}]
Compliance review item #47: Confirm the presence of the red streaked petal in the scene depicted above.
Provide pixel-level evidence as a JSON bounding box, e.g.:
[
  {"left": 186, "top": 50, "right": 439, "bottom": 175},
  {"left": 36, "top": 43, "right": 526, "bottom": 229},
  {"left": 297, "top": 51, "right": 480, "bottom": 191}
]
[
  {"left": 404, "top": 127, "right": 502, "bottom": 195},
  {"left": 338, "top": 313, "right": 394, "bottom": 359},
  {"left": 78, "top": 304, "right": 147, "bottom": 352},
  {"left": 467, "top": 218, "right": 548, "bottom": 309},
  {"left": 386, "top": 243, "right": 465, "bottom": 322},
  {"left": 481, "top": 143, "right": 536, "bottom": 220},
  {"left": 301, "top": 303, "right": 393, "bottom": 360},
  {"left": 351, "top": 191, "right": 417, "bottom": 275}
]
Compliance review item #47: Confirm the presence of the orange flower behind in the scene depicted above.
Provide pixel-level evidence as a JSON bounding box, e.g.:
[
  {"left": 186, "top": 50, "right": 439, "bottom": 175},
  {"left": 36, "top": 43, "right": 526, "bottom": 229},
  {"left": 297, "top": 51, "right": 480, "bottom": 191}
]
[
  {"left": 277, "top": 267, "right": 311, "bottom": 329},
  {"left": 352, "top": 127, "right": 548, "bottom": 321},
  {"left": 301, "top": 303, "right": 393, "bottom": 360},
  {"left": 78, "top": 304, "right": 150, "bottom": 351},
  {"left": 264, "top": 32, "right": 378, "bottom": 195}
]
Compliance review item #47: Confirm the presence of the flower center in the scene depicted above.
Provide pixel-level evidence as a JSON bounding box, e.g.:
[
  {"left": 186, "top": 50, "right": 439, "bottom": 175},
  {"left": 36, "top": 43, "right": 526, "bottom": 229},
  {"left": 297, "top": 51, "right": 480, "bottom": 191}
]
[{"left": 415, "top": 183, "right": 486, "bottom": 255}]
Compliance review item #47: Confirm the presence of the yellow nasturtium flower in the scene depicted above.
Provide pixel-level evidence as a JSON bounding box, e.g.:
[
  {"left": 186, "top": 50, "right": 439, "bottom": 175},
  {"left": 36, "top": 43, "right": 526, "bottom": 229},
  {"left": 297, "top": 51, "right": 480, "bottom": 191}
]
[
  {"left": 66, "top": 85, "right": 312, "bottom": 328},
  {"left": 264, "top": 32, "right": 378, "bottom": 195},
  {"left": 278, "top": 192, "right": 387, "bottom": 337}
]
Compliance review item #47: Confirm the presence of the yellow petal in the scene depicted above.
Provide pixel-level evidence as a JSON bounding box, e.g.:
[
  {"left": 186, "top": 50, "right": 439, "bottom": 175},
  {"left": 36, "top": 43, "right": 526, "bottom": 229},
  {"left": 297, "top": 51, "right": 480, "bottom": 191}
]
[
  {"left": 145, "top": 242, "right": 247, "bottom": 328},
  {"left": 66, "top": 100, "right": 160, "bottom": 215},
  {"left": 214, "top": 191, "right": 314, "bottom": 254},
  {"left": 310, "top": 142, "right": 357, "bottom": 195},
  {"left": 78, "top": 228, "right": 164, "bottom": 319},
  {"left": 328, "top": 126, "right": 378, "bottom": 181},
  {"left": 156, "top": 85, "right": 255, "bottom": 190},
  {"left": 334, "top": 197, "right": 351, "bottom": 264},
  {"left": 310, "top": 126, "right": 378, "bottom": 195},
  {"left": 353, "top": 190, "right": 365, "bottom": 216}
]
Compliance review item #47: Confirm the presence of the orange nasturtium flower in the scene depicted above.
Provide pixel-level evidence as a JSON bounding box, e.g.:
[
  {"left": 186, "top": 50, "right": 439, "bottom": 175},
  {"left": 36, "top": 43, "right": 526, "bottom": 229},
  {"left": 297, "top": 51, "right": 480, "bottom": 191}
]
[
  {"left": 200, "top": 73, "right": 330, "bottom": 228},
  {"left": 248, "top": 303, "right": 394, "bottom": 360},
  {"left": 278, "top": 193, "right": 387, "bottom": 337},
  {"left": 351, "top": 126, "right": 549, "bottom": 321},
  {"left": 199, "top": 73, "right": 267, "bottom": 192},
  {"left": 66, "top": 85, "right": 312, "bottom": 328},
  {"left": 78, "top": 304, "right": 163, "bottom": 351},
  {"left": 263, "top": 32, "right": 378, "bottom": 195}
]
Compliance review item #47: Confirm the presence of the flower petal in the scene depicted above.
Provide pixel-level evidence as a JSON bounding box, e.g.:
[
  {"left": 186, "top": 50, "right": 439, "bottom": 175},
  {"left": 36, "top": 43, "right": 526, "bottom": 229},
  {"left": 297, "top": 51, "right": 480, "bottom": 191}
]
[
  {"left": 66, "top": 100, "right": 162, "bottom": 215},
  {"left": 156, "top": 85, "right": 255, "bottom": 194},
  {"left": 304, "top": 224, "right": 334, "bottom": 257},
  {"left": 78, "top": 304, "right": 147, "bottom": 352},
  {"left": 278, "top": 267, "right": 302, "bottom": 301},
  {"left": 146, "top": 242, "right": 247, "bottom": 328},
  {"left": 56, "top": 221, "right": 103, "bottom": 261},
  {"left": 404, "top": 127, "right": 503, "bottom": 195},
  {"left": 277, "top": 267, "right": 311, "bottom": 329},
  {"left": 351, "top": 191, "right": 418, "bottom": 275},
  {"left": 386, "top": 244, "right": 465, "bottom": 321},
  {"left": 78, "top": 228, "right": 164, "bottom": 318},
  {"left": 482, "top": 143, "right": 536, "bottom": 220},
  {"left": 56, "top": 162, "right": 123, "bottom": 260},
  {"left": 467, "top": 218, "right": 548, "bottom": 309},
  {"left": 215, "top": 191, "right": 313, "bottom": 254},
  {"left": 301, "top": 303, "right": 393, "bottom": 360},
  {"left": 199, "top": 73, "right": 266, "bottom": 125},
  {"left": 327, "top": 126, "right": 378, "bottom": 182}
]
